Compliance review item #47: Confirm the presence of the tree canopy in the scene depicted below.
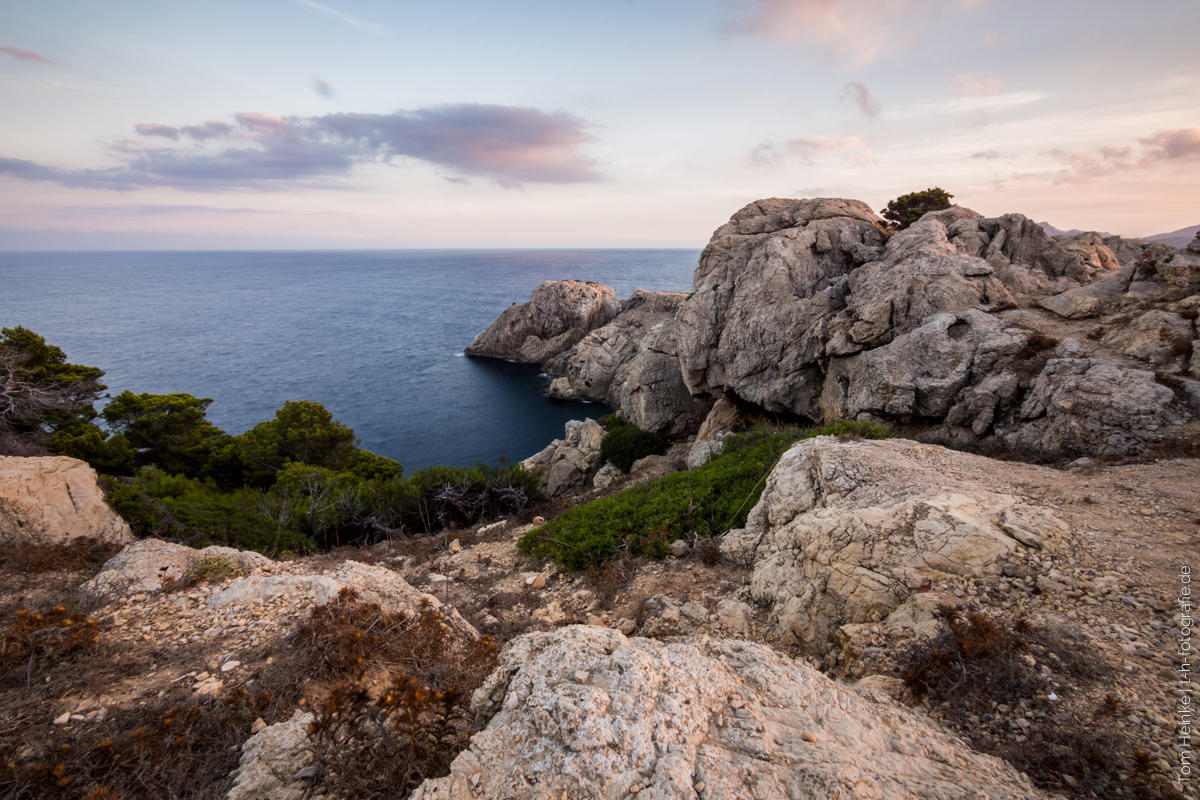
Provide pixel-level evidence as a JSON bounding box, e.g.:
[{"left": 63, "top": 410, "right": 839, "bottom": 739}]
[
  {"left": 102, "top": 391, "right": 227, "bottom": 476},
  {"left": 880, "top": 188, "right": 954, "bottom": 230},
  {"left": 0, "top": 326, "right": 107, "bottom": 456},
  {"left": 237, "top": 399, "right": 362, "bottom": 486}
]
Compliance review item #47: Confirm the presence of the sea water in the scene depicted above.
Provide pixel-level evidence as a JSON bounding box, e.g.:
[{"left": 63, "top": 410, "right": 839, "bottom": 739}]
[{"left": 0, "top": 249, "right": 699, "bottom": 470}]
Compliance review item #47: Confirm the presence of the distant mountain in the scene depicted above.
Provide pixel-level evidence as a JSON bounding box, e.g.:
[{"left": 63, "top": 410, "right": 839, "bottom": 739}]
[
  {"left": 1038, "top": 222, "right": 1112, "bottom": 237},
  {"left": 1142, "top": 224, "right": 1199, "bottom": 249}
]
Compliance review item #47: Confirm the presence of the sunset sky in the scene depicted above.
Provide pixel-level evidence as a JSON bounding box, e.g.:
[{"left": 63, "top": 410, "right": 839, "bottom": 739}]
[{"left": 1, "top": 0, "right": 1197, "bottom": 248}]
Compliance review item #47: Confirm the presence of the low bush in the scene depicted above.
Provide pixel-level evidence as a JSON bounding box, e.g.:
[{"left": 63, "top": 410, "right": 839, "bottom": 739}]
[
  {"left": 896, "top": 606, "right": 1179, "bottom": 799},
  {"left": 521, "top": 420, "right": 891, "bottom": 570},
  {"left": 599, "top": 425, "right": 666, "bottom": 472},
  {"left": 0, "top": 604, "right": 101, "bottom": 679},
  {"left": 288, "top": 589, "right": 498, "bottom": 799}
]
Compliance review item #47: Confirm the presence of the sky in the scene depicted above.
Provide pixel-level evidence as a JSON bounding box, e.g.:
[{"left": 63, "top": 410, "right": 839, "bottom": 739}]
[{"left": 1, "top": 0, "right": 1198, "bottom": 249}]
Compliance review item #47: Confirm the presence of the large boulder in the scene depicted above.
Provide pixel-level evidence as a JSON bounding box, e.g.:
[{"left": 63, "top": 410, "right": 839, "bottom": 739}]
[
  {"left": 411, "top": 626, "right": 1049, "bottom": 800},
  {"left": 996, "top": 358, "right": 1178, "bottom": 457},
  {"left": 0, "top": 456, "right": 132, "bottom": 547},
  {"left": 522, "top": 418, "right": 605, "bottom": 497},
  {"left": 720, "top": 437, "right": 1073, "bottom": 655},
  {"left": 226, "top": 711, "right": 315, "bottom": 800},
  {"left": 464, "top": 280, "right": 620, "bottom": 363},
  {"left": 209, "top": 560, "right": 478, "bottom": 640},
  {"left": 80, "top": 538, "right": 272, "bottom": 600}
]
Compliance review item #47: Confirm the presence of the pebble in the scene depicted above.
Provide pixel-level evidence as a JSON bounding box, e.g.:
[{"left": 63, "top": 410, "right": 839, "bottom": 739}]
[{"left": 221, "top": 660, "right": 241, "bottom": 673}]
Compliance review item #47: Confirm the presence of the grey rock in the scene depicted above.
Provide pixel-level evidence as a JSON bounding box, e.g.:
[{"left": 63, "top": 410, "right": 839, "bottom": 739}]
[
  {"left": 591, "top": 462, "right": 623, "bottom": 490},
  {"left": 999, "top": 358, "right": 1177, "bottom": 457},
  {"left": 522, "top": 418, "right": 605, "bottom": 497},
  {"left": 686, "top": 431, "right": 729, "bottom": 469},
  {"left": 226, "top": 711, "right": 314, "bottom": 800},
  {"left": 629, "top": 454, "right": 684, "bottom": 481},
  {"left": 411, "top": 626, "right": 1050, "bottom": 800},
  {"left": 721, "top": 437, "right": 1072, "bottom": 654},
  {"left": 464, "top": 280, "right": 619, "bottom": 363},
  {"left": 1101, "top": 309, "right": 1194, "bottom": 368}
]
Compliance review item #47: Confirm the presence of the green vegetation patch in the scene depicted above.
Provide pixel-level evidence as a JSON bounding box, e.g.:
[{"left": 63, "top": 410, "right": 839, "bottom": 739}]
[
  {"left": 599, "top": 425, "right": 666, "bottom": 472},
  {"left": 520, "top": 420, "right": 891, "bottom": 570}
]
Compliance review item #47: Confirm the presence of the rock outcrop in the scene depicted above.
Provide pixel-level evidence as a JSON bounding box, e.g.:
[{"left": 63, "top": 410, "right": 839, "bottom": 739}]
[
  {"left": 546, "top": 290, "right": 712, "bottom": 435},
  {"left": 411, "top": 625, "right": 1049, "bottom": 800},
  {"left": 226, "top": 711, "right": 315, "bottom": 800},
  {"left": 522, "top": 418, "right": 606, "bottom": 497},
  {"left": 0, "top": 456, "right": 132, "bottom": 547},
  {"left": 464, "top": 280, "right": 620, "bottom": 363},
  {"left": 80, "top": 538, "right": 272, "bottom": 600},
  {"left": 471, "top": 198, "right": 1197, "bottom": 461},
  {"left": 721, "top": 436, "right": 1074, "bottom": 656}
]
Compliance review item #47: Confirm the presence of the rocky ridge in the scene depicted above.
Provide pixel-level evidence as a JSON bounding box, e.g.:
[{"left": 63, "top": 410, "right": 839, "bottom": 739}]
[{"left": 468, "top": 199, "right": 1200, "bottom": 466}]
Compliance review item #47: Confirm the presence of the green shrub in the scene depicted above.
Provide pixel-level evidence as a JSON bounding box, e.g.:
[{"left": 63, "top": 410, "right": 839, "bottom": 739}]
[
  {"left": 599, "top": 425, "right": 666, "bottom": 472},
  {"left": 601, "top": 411, "right": 626, "bottom": 430},
  {"left": 880, "top": 187, "right": 954, "bottom": 230},
  {"left": 397, "top": 458, "right": 541, "bottom": 534},
  {"left": 521, "top": 420, "right": 891, "bottom": 570}
]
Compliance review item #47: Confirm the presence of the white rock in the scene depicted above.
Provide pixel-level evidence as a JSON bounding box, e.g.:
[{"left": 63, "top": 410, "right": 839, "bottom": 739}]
[
  {"left": 227, "top": 711, "right": 314, "bottom": 800},
  {"left": 411, "top": 626, "right": 1049, "bottom": 800}
]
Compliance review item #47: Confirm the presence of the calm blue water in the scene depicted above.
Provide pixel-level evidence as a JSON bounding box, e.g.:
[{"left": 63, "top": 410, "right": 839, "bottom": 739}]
[{"left": 0, "top": 250, "right": 699, "bottom": 470}]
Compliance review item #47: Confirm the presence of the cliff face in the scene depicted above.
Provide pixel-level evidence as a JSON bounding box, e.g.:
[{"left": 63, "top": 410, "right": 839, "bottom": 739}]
[{"left": 469, "top": 198, "right": 1200, "bottom": 461}]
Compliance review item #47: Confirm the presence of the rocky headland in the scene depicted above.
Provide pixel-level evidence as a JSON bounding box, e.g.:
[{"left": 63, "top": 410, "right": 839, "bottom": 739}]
[{"left": 2, "top": 197, "right": 1198, "bottom": 800}]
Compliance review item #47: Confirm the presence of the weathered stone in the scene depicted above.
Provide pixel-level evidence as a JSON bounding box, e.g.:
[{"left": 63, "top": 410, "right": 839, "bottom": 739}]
[
  {"left": 999, "top": 358, "right": 1177, "bottom": 457},
  {"left": 464, "top": 280, "right": 620, "bottom": 363},
  {"left": 721, "top": 437, "right": 1072, "bottom": 654},
  {"left": 629, "top": 454, "right": 684, "bottom": 482},
  {"left": 81, "top": 539, "right": 270, "bottom": 600},
  {"left": 411, "top": 626, "right": 1049, "bottom": 800},
  {"left": 591, "top": 462, "right": 623, "bottom": 489},
  {"left": 522, "top": 418, "right": 605, "bottom": 497},
  {"left": 1101, "top": 309, "right": 1194, "bottom": 368},
  {"left": 1039, "top": 267, "right": 1133, "bottom": 319},
  {"left": 227, "top": 711, "right": 314, "bottom": 800},
  {"left": 0, "top": 456, "right": 132, "bottom": 547}
]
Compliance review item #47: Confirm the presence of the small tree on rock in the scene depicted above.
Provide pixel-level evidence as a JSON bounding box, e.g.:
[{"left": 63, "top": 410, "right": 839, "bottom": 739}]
[{"left": 881, "top": 188, "right": 954, "bottom": 230}]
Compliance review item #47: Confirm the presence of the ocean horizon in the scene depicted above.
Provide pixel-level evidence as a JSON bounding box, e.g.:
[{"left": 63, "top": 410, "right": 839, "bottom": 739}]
[{"left": 1, "top": 248, "right": 701, "bottom": 471}]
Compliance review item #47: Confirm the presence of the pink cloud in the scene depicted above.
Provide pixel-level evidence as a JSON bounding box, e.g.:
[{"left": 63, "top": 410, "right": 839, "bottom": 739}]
[
  {"left": 1138, "top": 128, "right": 1200, "bottom": 164},
  {"left": 135, "top": 123, "right": 180, "bottom": 139},
  {"left": 0, "top": 45, "right": 55, "bottom": 65},
  {"left": 728, "top": 0, "right": 983, "bottom": 65},
  {"left": 971, "top": 150, "right": 1002, "bottom": 160},
  {"left": 952, "top": 72, "right": 1005, "bottom": 97},
  {"left": 1042, "top": 128, "right": 1200, "bottom": 184}
]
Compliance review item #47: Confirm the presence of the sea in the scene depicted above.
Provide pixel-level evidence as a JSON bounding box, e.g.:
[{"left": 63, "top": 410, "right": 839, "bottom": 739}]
[{"left": 0, "top": 250, "right": 700, "bottom": 471}]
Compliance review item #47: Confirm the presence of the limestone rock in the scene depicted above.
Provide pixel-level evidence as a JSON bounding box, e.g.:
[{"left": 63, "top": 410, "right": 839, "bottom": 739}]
[
  {"left": 686, "top": 431, "right": 728, "bottom": 469},
  {"left": 999, "top": 358, "right": 1178, "bottom": 457},
  {"left": 0, "top": 456, "right": 132, "bottom": 547},
  {"left": 411, "top": 626, "right": 1049, "bottom": 800},
  {"left": 464, "top": 280, "right": 620, "bottom": 363},
  {"left": 592, "top": 462, "right": 623, "bottom": 490},
  {"left": 1100, "top": 309, "right": 1194, "bottom": 368},
  {"left": 80, "top": 539, "right": 270, "bottom": 601},
  {"left": 1039, "top": 266, "right": 1133, "bottom": 319},
  {"left": 721, "top": 437, "right": 1072, "bottom": 654},
  {"left": 522, "top": 418, "right": 605, "bottom": 497},
  {"left": 715, "top": 598, "right": 753, "bottom": 636},
  {"left": 549, "top": 290, "right": 711, "bottom": 435},
  {"left": 1102, "top": 235, "right": 1178, "bottom": 268},
  {"left": 694, "top": 397, "right": 740, "bottom": 442},
  {"left": 629, "top": 454, "right": 685, "bottom": 482},
  {"left": 208, "top": 560, "right": 478, "bottom": 640},
  {"left": 226, "top": 711, "right": 314, "bottom": 800}
]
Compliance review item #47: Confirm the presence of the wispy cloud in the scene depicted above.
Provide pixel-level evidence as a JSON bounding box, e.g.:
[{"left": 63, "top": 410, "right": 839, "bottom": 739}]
[
  {"left": 0, "top": 45, "right": 55, "bottom": 65},
  {"left": 0, "top": 104, "right": 602, "bottom": 191},
  {"left": 748, "top": 135, "right": 876, "bottom": 167},
  {"left": 289, "top": 0, "right": 386, "bottom": 34},
  {"left": 952, "top": 72, "right": 1005, "bottom": 98},
  {"left": 727, "top": 0, "right": 984, "bottom": 66},
  {"left": 971, "top": 150, "right": 1002, "bottom": 160},
  {"left": 841, "top": 82, "right": 880, "bottom": 120},
  {"left": 1043, "top": 126, "right": 1200, "bottom": 183}
]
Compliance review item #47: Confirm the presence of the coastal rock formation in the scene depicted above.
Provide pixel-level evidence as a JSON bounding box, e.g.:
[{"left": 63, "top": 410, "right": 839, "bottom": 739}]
[
  {"left": 411, "top": 625, "right": 1049, "bottom": 800},
  {"left": 470, "top": 198, "right": 1198, "bottom": 460},
  {"left": 720, "top": 436, "right": 1073, "bottom": 655},
  {"left": 80, "top": 538, "right": 272, "bottom": 600},
  {"left": 464, "top": 280, "right": 620, "bottom": 363},
  {"left": 522, "top": 418, "right": 605, "bottom": 497},
  {"left": 0, "top": 455, "right": 132, "bottom": 547},
  {"left": 547, "top": 289, "right": 712, "bottom": 435}
]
